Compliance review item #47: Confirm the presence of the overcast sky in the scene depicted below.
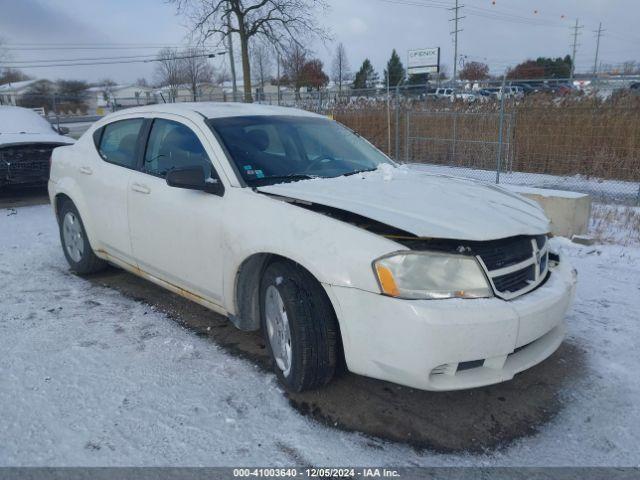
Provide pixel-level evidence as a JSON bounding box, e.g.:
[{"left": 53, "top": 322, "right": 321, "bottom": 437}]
[{"left": 0, "top": 0, "right": 638, "bottom": 84}]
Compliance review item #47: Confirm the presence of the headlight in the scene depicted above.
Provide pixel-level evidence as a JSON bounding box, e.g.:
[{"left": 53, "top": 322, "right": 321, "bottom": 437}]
[{"left": 373, "top": 251, "right": 493, "bottom": 300}]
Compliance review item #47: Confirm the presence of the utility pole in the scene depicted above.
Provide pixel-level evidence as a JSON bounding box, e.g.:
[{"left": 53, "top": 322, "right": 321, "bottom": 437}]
[
  {"left": 276, "top": 53, "right": 281, "bottom": 106},
  {"left": 570, "top": 18, "right": 583, "bottom": 81},
  {"left": 448, "top": 0, "right": 464, "bottom": 86},
  {"left": 226, "top": 13, "right": 238, "bottom": 102},
  {"left": 593, "top": 22, "right": 605, "bottom": 80}
]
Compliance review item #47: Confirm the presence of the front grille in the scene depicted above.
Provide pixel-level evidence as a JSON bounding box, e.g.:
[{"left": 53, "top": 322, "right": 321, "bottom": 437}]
[
  {"left": 492, "top": 264, "right": 536, "bottom": 293},
  {"left": 471, "top": 236, "right": 534, "bottom": 270},
  {"left": 0, "top": 144, "right": 59, "bottom": 186},
  {"left": 477, "top": 236, "right": 549, "bottom": 300}
]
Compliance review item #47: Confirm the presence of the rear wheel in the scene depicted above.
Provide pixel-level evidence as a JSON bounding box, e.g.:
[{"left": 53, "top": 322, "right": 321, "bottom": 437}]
[
  {"left": 260, "top": 260, "right": 338, "bottom": 392},
  {"left": 58, "top": 200, "right": 106, "bottom": 274}
]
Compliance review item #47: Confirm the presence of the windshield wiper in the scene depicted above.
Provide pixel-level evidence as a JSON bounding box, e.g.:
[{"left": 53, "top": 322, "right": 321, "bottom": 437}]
[
  {"left": 341, "top": 167, "right": 378, "bottom": 177},
  {"left": 251, "top": 174, "right": 314, "bottom": 185}
]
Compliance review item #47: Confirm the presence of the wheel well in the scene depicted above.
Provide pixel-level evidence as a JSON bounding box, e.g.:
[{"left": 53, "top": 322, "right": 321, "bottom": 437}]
[
  {"left": 233, "top": 254, "right": 342, "bottom": 343},
  {"left": 54, "top": 193, "right": 73, "bottom": 222}
]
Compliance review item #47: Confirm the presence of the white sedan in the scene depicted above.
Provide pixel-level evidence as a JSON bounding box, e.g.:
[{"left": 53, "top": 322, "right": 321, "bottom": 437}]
[{"left": 48, "top": 103, "right": 576, "bottom": 392}]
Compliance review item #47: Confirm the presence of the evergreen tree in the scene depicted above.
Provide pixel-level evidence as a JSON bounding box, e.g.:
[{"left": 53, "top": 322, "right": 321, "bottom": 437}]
[
  {"left": 383, "top": 49, "right": 406, "bottom": 87},
  {"left": 406, "top": 73, "right": 429, "bottom": 86},
  {"left": 352, "top": 59, "right": 379, "bottom": 90}
]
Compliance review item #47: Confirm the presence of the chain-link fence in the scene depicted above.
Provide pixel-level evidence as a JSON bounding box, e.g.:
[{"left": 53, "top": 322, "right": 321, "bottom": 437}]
[{"left": 3, "top": 76, "right": 639, "bottom": 204}]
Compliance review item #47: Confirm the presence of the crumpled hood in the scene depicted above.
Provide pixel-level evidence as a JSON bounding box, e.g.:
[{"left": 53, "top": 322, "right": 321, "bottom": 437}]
[{"left": 258, "top": 164, "right": 550, "bottom": 241}]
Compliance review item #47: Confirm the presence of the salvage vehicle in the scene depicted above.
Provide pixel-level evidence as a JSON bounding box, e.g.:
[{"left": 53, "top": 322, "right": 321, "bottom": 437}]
[
  {"left": 0, "top": 106, "right": 74, "bottom": 188},
  {"left": 48, "top": 103, "right": 577, "bottom": 392}
]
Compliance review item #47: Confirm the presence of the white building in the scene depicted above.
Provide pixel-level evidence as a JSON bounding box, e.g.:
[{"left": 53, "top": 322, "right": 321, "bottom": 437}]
[
  {"left": 86, "top": 84, "right": 155, "bottom": 114},
  {"left": 0, "top": 79, "right": 54, "bottom": 106}
]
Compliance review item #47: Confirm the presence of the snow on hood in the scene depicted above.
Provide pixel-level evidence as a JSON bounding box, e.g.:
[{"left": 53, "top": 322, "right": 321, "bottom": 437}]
[
  {"left": 0, "top": 106, "right": 74, "bottom": 147},
  {"left": 258, "top": 164, "right": 550, "bottom": 241}
]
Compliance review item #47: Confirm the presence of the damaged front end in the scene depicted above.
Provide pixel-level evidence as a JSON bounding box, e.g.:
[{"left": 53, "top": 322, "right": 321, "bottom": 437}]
[
  {"left": 261, "top": 192, "right": 553, "bottom": 301},
  {"left": 0, "top": 143, "right": 62, "bottom": 187}
]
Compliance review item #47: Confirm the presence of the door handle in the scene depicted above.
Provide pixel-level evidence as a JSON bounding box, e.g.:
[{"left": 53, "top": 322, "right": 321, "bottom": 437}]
[
  {"left": 131, "top": 182, "right": 151, "bottom": 194},
  {"left": 79, "top": 166, "right": 93, "bottom": 175}
]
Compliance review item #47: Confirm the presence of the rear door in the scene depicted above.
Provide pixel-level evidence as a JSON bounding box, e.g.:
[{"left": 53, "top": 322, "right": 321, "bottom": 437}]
[
  {"left": 84, "top": 117, "right": 145, "bottom": 262},
  {"left": 127, "top": 115, "right": 226, "bottom": 305}
]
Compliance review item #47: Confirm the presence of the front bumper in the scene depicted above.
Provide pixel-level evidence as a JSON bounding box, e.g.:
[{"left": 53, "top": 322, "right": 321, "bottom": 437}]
[{"left": 327, "top": 258, "right": 577, "bottom": 391}]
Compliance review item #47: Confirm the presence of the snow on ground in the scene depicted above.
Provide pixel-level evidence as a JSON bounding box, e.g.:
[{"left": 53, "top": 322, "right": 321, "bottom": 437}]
[
  {"left": 408, "top": 163, "right": 640, "bottom": 205},
  {"left": 1, "top": 205, "right": 640, "bottom": 466}
]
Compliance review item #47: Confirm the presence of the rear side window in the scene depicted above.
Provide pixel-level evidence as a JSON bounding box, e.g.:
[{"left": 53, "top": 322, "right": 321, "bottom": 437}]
[{"left": 97, "top": 118, "right": 144, "bottom": 168}]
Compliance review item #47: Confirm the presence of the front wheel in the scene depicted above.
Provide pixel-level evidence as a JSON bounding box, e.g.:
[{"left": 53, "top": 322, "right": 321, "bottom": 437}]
[
  {"left": 58, "top": 200, "right": 106, "bottom": 274},
  {"left": 260, "top": 260, "right": 338, "bottom": 392}
]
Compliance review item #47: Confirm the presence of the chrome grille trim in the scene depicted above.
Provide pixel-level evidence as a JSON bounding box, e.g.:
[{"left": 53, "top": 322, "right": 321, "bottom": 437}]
[{"left": 476, "top": 238, "right": 549, "bottom": 300}]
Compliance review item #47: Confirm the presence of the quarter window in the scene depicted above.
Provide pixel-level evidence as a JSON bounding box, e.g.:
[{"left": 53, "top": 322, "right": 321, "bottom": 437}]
[
  {"left": 98, "top": 118, "right": 144, "bottom": 168},
  {"left": 143, "top": 119, "right": 212, "bottom": 177}
]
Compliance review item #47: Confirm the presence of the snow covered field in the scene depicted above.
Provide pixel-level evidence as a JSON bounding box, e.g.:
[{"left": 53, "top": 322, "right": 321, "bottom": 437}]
[
  {"left": 1, "top": 204, "right": 639, "bottom": 466},
  {"left": 409, "top": 163, "right": 640, "bottom": 205}
]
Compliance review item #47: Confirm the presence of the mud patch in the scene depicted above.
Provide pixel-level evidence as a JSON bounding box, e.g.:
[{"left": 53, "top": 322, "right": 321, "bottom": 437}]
[{"left": 88, "top": 266, "right": 588, "bottom": 453}]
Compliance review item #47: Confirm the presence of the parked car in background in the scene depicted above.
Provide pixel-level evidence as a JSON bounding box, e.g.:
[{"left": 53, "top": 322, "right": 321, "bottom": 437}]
[
  {"left": 48, "top": 102, "right": 576, "bottom": 393},
  {"left": 434, "top": 88, "right": 477, "bottom": 102},
  {"left": 1, "top": 106, "right": 74, "bottom": 188},
  {"left": 434, "top": 87, "right": 454, "bottom": 99}
]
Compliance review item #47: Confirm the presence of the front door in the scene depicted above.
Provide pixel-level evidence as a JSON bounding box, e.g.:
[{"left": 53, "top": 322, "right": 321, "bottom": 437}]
[{"left": 127, "top": 116, "right": 226, "bottom": 305}]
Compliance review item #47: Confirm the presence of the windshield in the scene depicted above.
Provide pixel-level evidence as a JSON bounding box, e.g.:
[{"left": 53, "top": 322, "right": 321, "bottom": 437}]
[{"left": 207, "top": 115, "right": 393, "bottom": 186}]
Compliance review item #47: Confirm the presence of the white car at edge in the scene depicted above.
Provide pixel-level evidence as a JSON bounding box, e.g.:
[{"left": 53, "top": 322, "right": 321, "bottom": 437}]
[{"left": 48, "top": 102, "right": 577, "bottom": 392}]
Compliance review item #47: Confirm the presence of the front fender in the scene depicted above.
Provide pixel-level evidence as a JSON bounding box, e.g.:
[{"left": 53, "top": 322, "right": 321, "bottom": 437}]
[{"left": 220, "top": 189, "right": 404, "bottom": 314}]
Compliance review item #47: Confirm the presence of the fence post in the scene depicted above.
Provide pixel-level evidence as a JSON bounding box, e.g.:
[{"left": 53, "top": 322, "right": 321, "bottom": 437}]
[
  {"left": 395, "top": 85, "right": 400, "bottom": 161},
  {"left": 495, "top": 74, "right": 507, "bottom": 184},
  {"left": 405, "top": 111, "right": 410, "bottom": 163},
  {"left": 451, "top": 109, "right": 458, "bottom": 166},
  {"left": 52, "top": 93, "right": 60, "bottom": 132}
]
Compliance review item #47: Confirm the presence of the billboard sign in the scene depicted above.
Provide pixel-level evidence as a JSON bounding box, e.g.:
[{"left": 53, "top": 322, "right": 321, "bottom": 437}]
[{"left": 407, "top": 47, "right": 440, "bottom": 75}]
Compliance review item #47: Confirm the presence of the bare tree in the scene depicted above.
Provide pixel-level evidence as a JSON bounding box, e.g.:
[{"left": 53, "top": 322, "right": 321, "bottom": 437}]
[
  {"left": 171, "top": 0, "right": 328, "bottom": 103},
  {"left": 251, "top": 41, "right": 273, "bottom": 91},
  {"left": 155, "top": 48, "right": 185, "bottom": 102},
  {"left": 181, "top": 47, "right": 215, "bottom": 101},
  {"left": 282, "top": 42, "right": 308, "bottom": 98},
  {"left": 331, "top": 42, "right": 350, "bottom": 92},
  {"left": 0, "top": 68, "right": 30, "bottom": 86},
  {"left": 459, "top": 61, "right": 489, "bottom": 81}
]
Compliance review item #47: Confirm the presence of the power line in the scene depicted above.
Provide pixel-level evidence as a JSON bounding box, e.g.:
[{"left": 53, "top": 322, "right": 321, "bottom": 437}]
[
  {"left": 0, "top": 52, "right": 225, "bottom": 69},
  {"left": 2, "top": 44, "right": 219, "bottom": 51},
  {"left": 2, "top": 53, "right": 164, "bottom": 64}
]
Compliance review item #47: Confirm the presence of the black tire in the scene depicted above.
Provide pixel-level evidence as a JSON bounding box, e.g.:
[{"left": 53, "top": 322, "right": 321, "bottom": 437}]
[
  {"left": 58, "top": 199, "right": 107, "bottom": 275},
  {"left": 260, "top": 260, "right": 338, "bottom": 392}
]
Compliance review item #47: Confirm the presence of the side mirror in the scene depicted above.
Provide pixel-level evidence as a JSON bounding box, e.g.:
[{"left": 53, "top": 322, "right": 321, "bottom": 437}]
[{"left": 166, "top": 166, "right": 224, "bottom": 196}]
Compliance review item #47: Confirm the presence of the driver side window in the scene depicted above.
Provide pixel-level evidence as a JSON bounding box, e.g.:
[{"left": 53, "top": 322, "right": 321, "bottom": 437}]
[{"left": 144, "top": 119, "right": 212, "bottom": 177}]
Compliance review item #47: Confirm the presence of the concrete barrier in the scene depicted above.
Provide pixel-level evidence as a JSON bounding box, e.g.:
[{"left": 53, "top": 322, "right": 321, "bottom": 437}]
[{"left": 504, "top": 185, "right": 591, "bottom": 238}]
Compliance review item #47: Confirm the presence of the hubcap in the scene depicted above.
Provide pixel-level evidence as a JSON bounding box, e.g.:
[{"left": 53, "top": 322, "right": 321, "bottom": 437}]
[
  {"left": 265, "top": 285, "right": 292, "bottom": 377},
  {"left": 62, "top": 211, "right": 84, "bottom": 263}
]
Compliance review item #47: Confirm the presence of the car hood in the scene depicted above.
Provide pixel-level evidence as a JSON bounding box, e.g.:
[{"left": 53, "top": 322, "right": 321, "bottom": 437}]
[
  {"left": 0, "top": 133, "right": 75, "bottom": 148},
  {"left": 257, "top": 165, "right": 550, "bottom": 241}
]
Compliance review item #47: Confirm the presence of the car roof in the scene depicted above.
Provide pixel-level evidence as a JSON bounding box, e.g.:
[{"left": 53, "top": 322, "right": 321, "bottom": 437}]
[{"left": 116, "top": 102, "right": 325, "bottom": 120}]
